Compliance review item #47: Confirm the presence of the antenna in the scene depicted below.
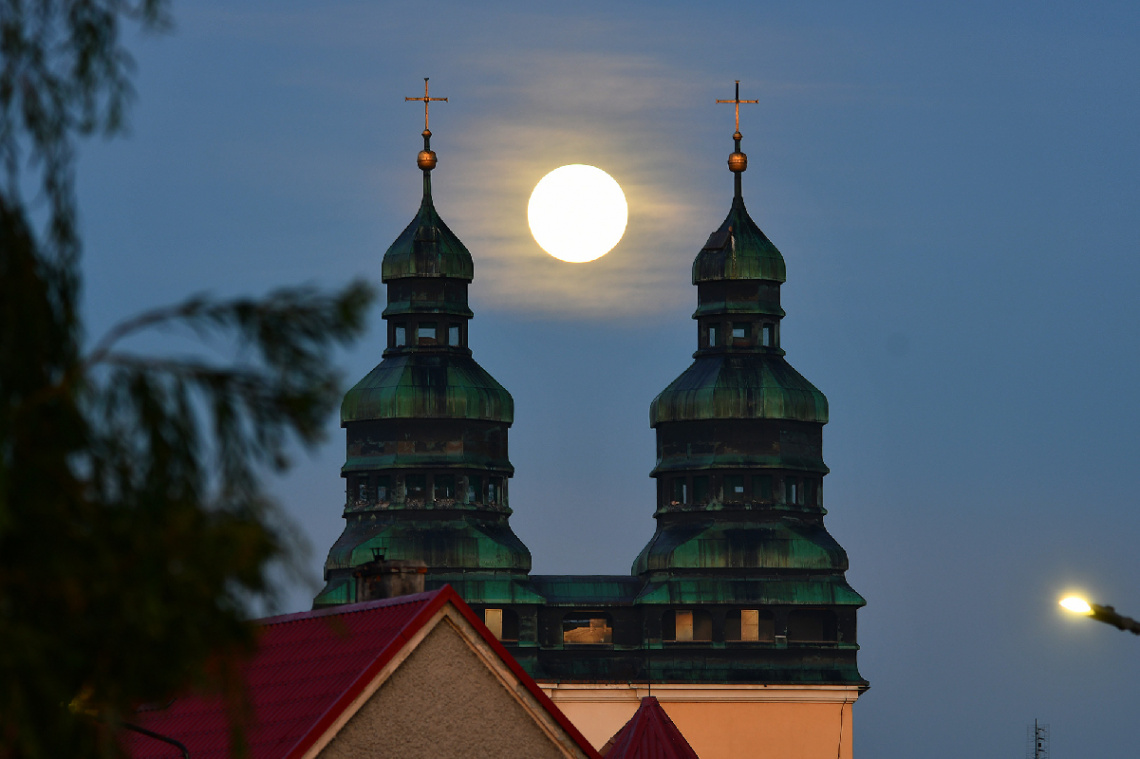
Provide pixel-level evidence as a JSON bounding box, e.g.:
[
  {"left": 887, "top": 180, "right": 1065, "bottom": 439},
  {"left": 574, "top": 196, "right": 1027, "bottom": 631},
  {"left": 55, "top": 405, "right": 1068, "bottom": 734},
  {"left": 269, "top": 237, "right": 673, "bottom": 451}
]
[{"left": 1026, "top": 720, "right": 1049, "bottom": 759}]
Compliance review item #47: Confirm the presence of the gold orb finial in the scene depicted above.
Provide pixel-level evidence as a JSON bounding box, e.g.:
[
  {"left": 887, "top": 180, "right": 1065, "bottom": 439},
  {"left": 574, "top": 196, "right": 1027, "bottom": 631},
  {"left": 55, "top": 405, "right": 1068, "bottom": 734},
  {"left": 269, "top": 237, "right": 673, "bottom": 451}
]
[{"left": 417, "top": 149, "right": 438, "bottom": 171}]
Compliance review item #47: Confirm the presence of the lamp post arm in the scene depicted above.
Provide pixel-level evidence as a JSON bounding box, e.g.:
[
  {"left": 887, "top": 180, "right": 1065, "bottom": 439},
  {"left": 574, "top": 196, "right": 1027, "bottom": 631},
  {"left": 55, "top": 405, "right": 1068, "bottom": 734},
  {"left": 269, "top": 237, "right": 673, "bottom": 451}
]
[{"left": 1091, "top": 604, "right": 1140, "bottom": 635}]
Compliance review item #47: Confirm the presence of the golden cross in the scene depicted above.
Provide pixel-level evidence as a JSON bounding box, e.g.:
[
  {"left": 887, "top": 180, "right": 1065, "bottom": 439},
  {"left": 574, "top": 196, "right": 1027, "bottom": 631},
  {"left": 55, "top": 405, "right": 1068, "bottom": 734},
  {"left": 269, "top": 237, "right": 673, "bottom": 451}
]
[
  {"left": 715, "top": 80, "right": 759, "bottom": 134},
  {"left": 405, "top": 77, "right": 448, "bottom": 131}
]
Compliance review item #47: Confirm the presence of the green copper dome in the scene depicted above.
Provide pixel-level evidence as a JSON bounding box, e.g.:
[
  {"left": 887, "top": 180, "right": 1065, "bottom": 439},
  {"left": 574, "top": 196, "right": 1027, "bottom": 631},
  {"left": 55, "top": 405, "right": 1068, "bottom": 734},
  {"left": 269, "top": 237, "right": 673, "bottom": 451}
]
[
  {"left": 323, "top": 514, "right": 531, "bottom": 573},
  {"left": 342, "top": 353, "right": 514, "bottom": 424},
  {"left": 381, "top": 188, "right": 474, "bottom": 282},
  {"left": 693, "top": 196, "right": 786, "bottom": 285},
  {"left": 632, "top": 517, "right": 848, "bottom": 574},
  {"left": 650, "top": 354, "right": 828, "bottom": 425}
]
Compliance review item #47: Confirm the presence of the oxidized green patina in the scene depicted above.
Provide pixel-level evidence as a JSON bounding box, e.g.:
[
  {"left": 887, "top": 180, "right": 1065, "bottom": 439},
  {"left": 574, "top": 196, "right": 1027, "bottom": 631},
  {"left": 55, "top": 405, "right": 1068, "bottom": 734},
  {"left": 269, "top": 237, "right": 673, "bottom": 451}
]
[
  {"left": 627, "top": 120, "right": 866, "bottom": 689},
  {"left": 341, "top": 353, "right": 513, "bottom": 424},
  {"left": 316, "top": 131, "right": 531, "bottom": 604},
  {"left": 632, "top": 518, "right": 851, "bottom": 574},
  {"left": 633, "top": 577, "right": 865, "bottom": 607},
  {"left": 693, "top": 196, "right": 786, "bottom": 284},
  {"left": 315, "top": 100, "right": 865, "bottom": 691},
  {"left": 380, "top": 177, "right": 474, "bottom": 282},
  {"left": 650, "top": 354, "right": 828, "bottom": 425},
  {"left": 322, "top": 514, "right": 531, "bottom": 572}
]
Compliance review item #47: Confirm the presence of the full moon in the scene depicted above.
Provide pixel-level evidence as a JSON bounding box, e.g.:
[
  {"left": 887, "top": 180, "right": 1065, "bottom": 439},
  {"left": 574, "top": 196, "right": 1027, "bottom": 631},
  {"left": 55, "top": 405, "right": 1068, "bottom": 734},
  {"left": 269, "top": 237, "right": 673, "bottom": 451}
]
[{"left": 528, "top": 164, "right": 628, "bottom": 263}]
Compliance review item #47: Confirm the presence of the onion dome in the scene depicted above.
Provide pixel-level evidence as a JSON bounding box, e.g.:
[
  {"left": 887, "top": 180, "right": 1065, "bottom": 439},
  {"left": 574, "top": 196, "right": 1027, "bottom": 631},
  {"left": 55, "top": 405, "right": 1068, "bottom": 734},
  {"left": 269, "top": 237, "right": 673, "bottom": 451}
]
[
  {"left": 380, "top": 172, "right": 474, "bottom": 283},
  {"left": 651, "top": 81, "right": 826, "bottom": 428},
  {"left": 341, "top": 103, "right": 512, "bottom": 427},
  {"left": 692, "top": 195, "right": 786, "bottom": 284}
]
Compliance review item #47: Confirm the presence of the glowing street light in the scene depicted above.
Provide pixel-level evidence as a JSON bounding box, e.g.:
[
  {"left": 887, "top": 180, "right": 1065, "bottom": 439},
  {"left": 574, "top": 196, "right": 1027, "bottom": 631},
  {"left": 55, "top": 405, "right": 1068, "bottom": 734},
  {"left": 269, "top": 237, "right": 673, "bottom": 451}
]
[
  {"left": 1059, "top": 596, "right": 1140, "bottom": 635},
  {"left": 1059, "top": 596, "right": 1093, "bottom": 615}
]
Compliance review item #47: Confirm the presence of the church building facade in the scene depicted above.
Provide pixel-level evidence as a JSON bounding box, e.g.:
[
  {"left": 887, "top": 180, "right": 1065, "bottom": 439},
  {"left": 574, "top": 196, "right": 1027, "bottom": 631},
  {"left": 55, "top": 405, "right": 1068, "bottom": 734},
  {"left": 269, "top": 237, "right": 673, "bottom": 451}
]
[{"left": 314, "top": 82, "right": 867, "bottom": 758}]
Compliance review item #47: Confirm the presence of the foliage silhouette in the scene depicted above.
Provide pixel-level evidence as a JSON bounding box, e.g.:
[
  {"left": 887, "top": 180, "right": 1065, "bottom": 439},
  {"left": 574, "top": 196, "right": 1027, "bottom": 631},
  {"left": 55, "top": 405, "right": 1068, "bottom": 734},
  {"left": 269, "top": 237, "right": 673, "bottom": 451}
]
[{"left": 0, "top": 2, "right": 373, "bottom": 756}]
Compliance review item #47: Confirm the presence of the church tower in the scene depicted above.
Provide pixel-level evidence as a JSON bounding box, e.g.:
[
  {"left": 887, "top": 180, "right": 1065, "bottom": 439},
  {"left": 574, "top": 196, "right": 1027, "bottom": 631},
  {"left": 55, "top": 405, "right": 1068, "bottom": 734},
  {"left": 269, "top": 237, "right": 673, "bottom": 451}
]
[
  {"left": 314, "top": 81, "right": 533, "bottom": 607},
  {"left": 313, "top": 80, "right": 865, "bottom": 757},
  {"left": 631, "top": 82, "right": 865, "bottom": 682},
  {"left": 534, "top": 84, "right": 866, "bottom": 756}
]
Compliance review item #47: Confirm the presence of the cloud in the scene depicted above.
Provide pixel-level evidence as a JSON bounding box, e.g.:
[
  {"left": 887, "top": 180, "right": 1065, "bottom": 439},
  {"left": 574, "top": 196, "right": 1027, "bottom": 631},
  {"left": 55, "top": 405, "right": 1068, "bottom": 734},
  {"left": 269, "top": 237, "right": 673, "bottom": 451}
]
[
  {"left": 433, "top": 50, "right": 724, "bottom": 320},
  {"left": 173, "top": 5, "right": 789, "bottom": 320}
]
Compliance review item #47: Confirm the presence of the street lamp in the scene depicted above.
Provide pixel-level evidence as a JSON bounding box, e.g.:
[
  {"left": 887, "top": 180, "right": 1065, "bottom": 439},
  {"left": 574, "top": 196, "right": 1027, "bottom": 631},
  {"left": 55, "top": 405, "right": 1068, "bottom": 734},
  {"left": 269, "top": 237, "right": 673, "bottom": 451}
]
[{"left": 1059, "top": 596, "right": 1140, "bottom": 635}]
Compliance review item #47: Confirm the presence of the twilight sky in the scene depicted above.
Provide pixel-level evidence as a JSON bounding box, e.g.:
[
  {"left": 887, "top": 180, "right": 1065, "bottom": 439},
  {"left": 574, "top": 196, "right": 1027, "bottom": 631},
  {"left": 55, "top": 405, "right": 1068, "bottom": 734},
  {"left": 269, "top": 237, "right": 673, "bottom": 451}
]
[{"left": 75, "top": 2, "right": 1140, "bottom": 757}]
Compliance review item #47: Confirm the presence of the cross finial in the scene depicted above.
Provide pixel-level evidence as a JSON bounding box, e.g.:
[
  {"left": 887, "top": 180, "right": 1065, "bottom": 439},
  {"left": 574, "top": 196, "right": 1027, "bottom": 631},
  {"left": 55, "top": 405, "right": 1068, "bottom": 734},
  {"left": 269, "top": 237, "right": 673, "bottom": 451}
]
[
  {"left": 715, "top": 80, "right": 759, "bottom": 135},
  {"left": 405, "top": 77, "right": 448, "bottom": 132},
  {"left": 716, "top": 81, "right": 758, "bottom": 199}
]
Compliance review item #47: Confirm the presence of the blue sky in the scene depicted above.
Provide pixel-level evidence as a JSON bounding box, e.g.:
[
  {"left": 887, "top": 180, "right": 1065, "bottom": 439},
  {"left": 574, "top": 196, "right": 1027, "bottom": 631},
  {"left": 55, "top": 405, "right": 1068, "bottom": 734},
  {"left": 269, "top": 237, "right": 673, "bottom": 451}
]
[{"left": 76, "top": 2, "right": 1140, "bottom": 756}]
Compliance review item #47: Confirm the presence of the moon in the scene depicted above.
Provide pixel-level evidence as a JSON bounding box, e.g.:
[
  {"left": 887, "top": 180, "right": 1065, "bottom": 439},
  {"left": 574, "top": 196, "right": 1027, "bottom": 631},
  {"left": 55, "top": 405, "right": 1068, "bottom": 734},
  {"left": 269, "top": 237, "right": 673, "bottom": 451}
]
[{"left": 528, "top": 165, "right": 628, "bottom": 263}]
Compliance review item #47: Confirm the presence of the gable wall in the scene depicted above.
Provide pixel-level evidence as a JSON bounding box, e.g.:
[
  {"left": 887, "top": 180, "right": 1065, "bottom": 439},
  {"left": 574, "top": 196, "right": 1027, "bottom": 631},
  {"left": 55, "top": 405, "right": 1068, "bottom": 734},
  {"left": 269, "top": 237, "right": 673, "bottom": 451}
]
[{"left": 318, "top": 619, "right": 573, "bottom": 759}]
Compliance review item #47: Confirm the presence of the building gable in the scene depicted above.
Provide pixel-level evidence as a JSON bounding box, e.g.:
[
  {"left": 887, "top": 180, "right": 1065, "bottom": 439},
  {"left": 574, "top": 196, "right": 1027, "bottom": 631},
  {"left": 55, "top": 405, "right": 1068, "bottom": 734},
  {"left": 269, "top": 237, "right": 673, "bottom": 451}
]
[
  {"left": 123, "top": 588, "right": 597, "bottom": 759},
  {"left": 318, "top": 611, "right": 583, "bottom": 758}
]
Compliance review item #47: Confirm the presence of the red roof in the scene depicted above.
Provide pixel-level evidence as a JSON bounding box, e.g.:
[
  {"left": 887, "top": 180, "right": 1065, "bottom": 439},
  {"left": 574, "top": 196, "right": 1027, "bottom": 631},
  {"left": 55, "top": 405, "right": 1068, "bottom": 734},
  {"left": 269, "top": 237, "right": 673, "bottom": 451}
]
[
  {"left": 600, "top": 697, "right": 699, "bottom": 759},
  {"left": 122, "top": 586, "right": 599, "bottom": 759}
]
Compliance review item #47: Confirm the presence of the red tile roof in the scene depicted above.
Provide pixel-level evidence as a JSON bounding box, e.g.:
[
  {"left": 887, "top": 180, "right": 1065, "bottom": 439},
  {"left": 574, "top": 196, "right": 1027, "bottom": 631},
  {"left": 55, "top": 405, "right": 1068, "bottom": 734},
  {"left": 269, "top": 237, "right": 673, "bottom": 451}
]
[
  {"left": 121, "top": 586, "right": 599, "bottom": 759},
  {"left": 600, "top": 697, "right": 699, "bottom": 759}
]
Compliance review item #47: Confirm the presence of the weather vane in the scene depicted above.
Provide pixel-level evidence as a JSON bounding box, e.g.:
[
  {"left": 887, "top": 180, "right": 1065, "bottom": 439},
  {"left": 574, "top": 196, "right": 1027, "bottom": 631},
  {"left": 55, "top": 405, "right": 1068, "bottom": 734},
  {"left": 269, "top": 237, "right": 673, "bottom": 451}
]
[
  {"left": 405, "top": 77, "right": 448, "bottom": 133},
  {"left": 716, "top": 80, "right": 758, "bottom": 137}
]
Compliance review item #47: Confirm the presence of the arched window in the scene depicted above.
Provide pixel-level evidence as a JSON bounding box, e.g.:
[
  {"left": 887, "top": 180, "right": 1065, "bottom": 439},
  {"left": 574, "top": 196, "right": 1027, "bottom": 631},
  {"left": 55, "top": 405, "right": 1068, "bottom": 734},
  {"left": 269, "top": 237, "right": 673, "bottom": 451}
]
[
  {"left": 726, "top": 609, "right": 775, "bottom": 642},
  {"left": 787, "top": 610, "right": 838, "bottom": 643},
  {"left": 662, "top": 610, "right": 712, "bottom": 642},
  {"left": 562, "top": 613, "right": 612, "bottom": 645}
]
